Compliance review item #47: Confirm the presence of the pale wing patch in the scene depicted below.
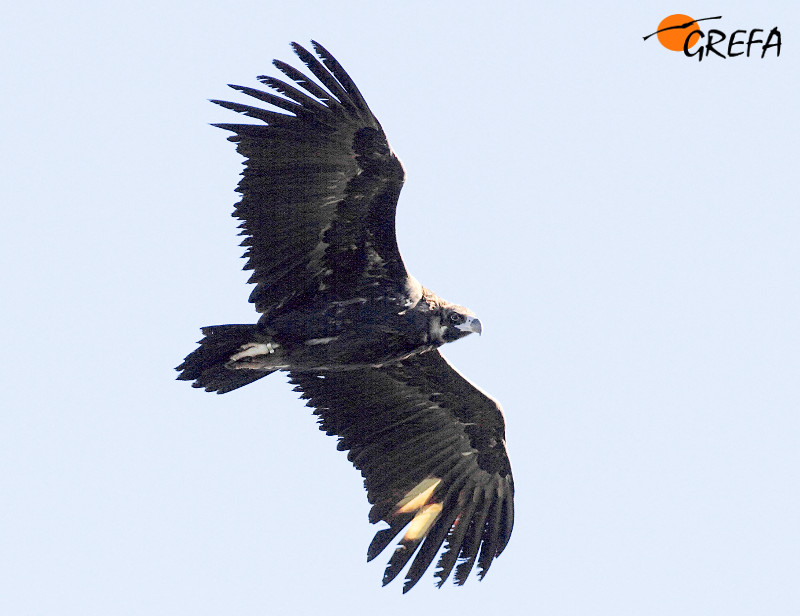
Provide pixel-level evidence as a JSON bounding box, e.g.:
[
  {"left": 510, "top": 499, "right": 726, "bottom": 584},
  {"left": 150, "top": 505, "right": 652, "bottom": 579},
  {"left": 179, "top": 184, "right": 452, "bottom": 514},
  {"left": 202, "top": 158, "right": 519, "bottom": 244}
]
[
  {"left": 395, "top": 477, "right": 441, "bottom": 514},
  {"left": 403, "top": 503, "right": 443, "bottom": 542},
  {"left": 394, "top": 477, "right": 444, "bottom": 543}
]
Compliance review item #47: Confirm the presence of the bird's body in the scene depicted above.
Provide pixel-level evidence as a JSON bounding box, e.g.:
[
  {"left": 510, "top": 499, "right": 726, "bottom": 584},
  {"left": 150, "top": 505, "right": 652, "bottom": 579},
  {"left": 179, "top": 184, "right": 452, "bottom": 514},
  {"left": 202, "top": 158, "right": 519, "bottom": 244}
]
[
  {"left": 177, "top": 41, "right": 514, "bottom": 592},
  {"left": 239, "top": 284, "right": 481, "bottom": 368}
]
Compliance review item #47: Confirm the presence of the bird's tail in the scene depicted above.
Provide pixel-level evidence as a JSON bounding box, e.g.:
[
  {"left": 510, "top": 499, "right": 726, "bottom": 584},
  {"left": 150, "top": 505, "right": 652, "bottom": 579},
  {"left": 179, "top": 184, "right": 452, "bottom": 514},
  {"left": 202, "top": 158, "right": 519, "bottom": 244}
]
[{"left": 176, "top": 324, "right": 275, "bottom": 394}]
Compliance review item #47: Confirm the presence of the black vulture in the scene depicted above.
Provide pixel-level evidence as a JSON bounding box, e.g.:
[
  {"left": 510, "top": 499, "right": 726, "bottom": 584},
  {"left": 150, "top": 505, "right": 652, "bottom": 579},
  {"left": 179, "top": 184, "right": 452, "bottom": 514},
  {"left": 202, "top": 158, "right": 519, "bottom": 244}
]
[{"left": 177, "top": 41, "right": 514, "bottom": 592}]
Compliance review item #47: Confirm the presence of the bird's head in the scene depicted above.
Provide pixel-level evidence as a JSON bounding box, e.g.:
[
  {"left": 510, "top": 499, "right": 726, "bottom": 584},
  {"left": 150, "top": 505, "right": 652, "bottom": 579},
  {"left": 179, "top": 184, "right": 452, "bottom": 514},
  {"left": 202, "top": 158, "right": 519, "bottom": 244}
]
[{"left": 430, "top": 302, "right": 482, "bottom": 344}]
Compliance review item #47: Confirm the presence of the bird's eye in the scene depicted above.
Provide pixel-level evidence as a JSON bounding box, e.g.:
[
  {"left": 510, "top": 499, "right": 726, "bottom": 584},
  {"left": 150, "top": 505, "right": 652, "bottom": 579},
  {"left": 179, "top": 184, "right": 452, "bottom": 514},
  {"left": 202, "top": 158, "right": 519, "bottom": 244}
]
[{"left": 448, "top": 313, "right": 465, "bottom": 325}]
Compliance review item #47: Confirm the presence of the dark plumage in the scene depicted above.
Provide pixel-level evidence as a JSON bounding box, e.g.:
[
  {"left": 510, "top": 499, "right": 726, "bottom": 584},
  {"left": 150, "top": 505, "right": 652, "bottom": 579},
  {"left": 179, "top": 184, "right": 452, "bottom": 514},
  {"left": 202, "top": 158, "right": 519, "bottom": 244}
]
[{"left": 177, "top": 41, "right": 514, "bottom": 591}]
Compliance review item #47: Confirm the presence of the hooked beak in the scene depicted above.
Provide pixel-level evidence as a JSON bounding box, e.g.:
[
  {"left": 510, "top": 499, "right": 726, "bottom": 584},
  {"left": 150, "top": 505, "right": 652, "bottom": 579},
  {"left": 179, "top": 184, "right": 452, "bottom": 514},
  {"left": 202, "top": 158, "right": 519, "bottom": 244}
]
[{"left": 455, "top": 316, "right": 482, "bottom": 336}]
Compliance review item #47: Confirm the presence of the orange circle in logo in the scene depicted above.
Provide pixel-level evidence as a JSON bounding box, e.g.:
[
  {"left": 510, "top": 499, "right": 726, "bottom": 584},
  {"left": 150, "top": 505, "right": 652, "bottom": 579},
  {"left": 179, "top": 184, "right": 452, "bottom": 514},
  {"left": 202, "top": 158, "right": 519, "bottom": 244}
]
[{"left": 656, "top": 14, "right": 701, "bottom": 51}]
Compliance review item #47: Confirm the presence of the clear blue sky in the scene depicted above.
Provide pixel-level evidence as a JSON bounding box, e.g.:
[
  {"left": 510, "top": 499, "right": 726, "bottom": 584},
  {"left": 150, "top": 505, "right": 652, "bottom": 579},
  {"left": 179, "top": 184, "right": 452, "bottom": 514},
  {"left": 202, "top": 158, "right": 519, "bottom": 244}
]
[{"left": 2, "top": 2, "right": 798, "bottom": 614}]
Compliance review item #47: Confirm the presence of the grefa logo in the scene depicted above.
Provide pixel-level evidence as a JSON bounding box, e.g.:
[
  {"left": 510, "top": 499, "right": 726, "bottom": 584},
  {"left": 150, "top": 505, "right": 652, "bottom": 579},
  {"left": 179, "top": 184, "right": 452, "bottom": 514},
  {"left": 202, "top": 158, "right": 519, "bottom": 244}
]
[{"left": 643, "top": 14, "right": 782, "bottom": 61}]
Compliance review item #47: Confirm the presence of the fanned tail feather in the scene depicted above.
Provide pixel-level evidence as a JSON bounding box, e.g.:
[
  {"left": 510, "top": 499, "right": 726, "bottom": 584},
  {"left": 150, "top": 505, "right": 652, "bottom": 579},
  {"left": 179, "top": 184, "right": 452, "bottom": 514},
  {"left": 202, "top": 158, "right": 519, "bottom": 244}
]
[{"left": 176, "top": 324, "right": 273, "bottom": 393}]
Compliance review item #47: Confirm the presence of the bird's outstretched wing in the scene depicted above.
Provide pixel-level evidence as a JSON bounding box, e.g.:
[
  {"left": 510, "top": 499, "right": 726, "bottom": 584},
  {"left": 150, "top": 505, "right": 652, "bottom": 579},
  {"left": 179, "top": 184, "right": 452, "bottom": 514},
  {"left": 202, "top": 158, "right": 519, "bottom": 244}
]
[
  {"left": 289, "top": 350, "right": 514, "bottom": 592},
  {"left": 213, "top": 41, "right": 408, "bottom": 315}
]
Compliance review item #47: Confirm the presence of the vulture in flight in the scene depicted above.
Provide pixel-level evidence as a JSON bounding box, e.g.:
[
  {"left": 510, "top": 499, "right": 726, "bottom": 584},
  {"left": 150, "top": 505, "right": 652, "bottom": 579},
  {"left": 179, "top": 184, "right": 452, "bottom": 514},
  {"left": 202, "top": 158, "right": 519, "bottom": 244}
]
[{"left": 177, "top": 41, "right": 514, "bottom": 592}]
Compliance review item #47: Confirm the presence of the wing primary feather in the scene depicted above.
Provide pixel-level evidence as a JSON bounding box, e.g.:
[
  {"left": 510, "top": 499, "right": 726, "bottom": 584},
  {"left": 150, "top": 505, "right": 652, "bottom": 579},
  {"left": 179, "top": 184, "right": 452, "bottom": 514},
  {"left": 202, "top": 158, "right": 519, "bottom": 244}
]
[
  {"left": 431, "top": 494, "right": 481, "bottom": 587},
  {"left": 254, "top": 76, "right": 331, "bottom": 114},
  {"left": 269, "top": 60, "right": 334, "bottom": 103},
  {"left": 209, "top": 123, "right": 272, "bottom": 138},
  {"left": 366, "top": 519, "right": 410, "bottom": 562},
  {"left": 310, "top": 40, "right": 373, "bottom": 116},
  {"left": 495, "top": 477, "right": 514, "bottom": 558},
  {"left": 431, "top": 455, "right": 475, "bottom": 498},
  {"left": 434, "top": 496, "right": 484, "bottom": 588},
  {"left": 382, "top": 540, "right": 422, "bottom": 587},
  {"left": 496, "top": 479, "right": 515, "bottom": 556},
  {"left": 452, "top": 486, "right": 493, "bottom": 585},
  {"left": 290, "top": 42, "right": 353, "bottom": 112},
  {"left": 209, "top": 99, "right": 291, "bottom": 125},
  {"left": 226, "top": 84, "right": 303, "bottom": 115},
  {"left": 476, "top": 489, "right": 505, "bottom": 580},
  {"left": 402, "top": 504, "right": 463, "bottom": 593}
]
